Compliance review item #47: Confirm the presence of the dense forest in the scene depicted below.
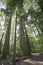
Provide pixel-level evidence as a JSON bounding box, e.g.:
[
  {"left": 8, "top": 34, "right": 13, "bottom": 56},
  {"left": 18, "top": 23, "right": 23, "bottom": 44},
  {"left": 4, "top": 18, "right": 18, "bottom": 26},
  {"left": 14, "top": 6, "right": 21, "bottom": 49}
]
[{"left": 0, "top": 0, "right": 43, "bottom": 65}]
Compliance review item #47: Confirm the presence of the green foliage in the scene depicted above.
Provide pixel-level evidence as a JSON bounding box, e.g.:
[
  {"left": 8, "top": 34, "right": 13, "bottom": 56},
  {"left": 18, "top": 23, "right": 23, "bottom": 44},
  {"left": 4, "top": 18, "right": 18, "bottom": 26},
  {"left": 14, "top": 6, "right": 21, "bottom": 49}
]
[{"left": 36, "top": 0, "right": 43, "bottom": 11}]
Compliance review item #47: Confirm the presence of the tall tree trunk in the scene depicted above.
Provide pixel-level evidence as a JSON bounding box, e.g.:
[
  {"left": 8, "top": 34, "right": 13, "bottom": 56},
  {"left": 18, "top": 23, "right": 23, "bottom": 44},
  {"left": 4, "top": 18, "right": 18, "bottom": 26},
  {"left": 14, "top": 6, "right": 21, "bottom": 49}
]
[
  {"left": 20, "top": 17, "right": 27, "bottom": 56},
  {"left": 13, "top": 12, "right": 17, "bottom": 65},
  {"left": 19, "top": 9, "right": 31, "bottom": 56},
  {"left": 2, "top": 14, "right": 12, "bottom": 58},
  {"left": 24, "top": 24, "right": 32, "bottom": 56}
]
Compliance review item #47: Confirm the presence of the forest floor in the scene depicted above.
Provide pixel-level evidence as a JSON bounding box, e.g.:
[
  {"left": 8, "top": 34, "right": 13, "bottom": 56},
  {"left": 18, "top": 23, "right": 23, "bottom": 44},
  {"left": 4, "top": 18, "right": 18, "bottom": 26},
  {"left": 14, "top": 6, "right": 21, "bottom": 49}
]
[{"left": 0, "top": 53, "right": 43, "bottom": 65}]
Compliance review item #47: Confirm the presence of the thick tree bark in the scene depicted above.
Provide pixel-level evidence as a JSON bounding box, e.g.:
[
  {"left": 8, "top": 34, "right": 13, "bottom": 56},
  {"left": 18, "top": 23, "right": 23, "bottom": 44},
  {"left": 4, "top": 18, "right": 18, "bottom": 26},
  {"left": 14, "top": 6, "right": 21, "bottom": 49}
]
[
  {"left": 20, "top": 18, "right": 28, "bottom": 56},
  {"left": 24, "top": 24, "right": 32, "bottom": 56},
  {"left": 2, "top": 14, "right": 12, "bottom": 58}
]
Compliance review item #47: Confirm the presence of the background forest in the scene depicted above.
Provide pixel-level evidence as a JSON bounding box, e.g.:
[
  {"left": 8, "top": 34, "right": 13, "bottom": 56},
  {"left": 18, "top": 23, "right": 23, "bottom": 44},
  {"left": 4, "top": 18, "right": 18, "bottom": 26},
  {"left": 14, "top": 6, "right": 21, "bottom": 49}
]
[{"left": 0, "top": 0, "right": 43, "bottom": 65}]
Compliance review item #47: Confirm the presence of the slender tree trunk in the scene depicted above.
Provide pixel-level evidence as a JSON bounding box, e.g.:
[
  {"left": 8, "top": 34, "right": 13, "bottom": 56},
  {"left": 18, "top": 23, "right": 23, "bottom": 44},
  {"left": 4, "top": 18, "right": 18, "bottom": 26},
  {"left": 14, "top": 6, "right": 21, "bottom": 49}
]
[
  {"left": 2, "top": 14, "right": 12, "bottom": 58},
  {"left": 33, "top": 21, "right": 40, "bottom": 35},
  {"left": 34, "top": 20, "right": 43, "bottom": 33},
  {"left": 37, "top": 22, "right": 43, "bottom": 33},
  {"left": 0, "top": 33, "right": 4, "bottom": 54},
  {"left": 13, "top": 12, "right": 17, "bottom": 65}
]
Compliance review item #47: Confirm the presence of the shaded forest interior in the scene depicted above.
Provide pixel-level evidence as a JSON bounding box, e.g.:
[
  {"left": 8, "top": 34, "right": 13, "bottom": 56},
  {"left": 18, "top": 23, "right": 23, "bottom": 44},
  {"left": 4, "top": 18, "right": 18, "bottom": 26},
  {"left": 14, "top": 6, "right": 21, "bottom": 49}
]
[{"left": 0, "top": 0, "right": 43, "bottom": 65}]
